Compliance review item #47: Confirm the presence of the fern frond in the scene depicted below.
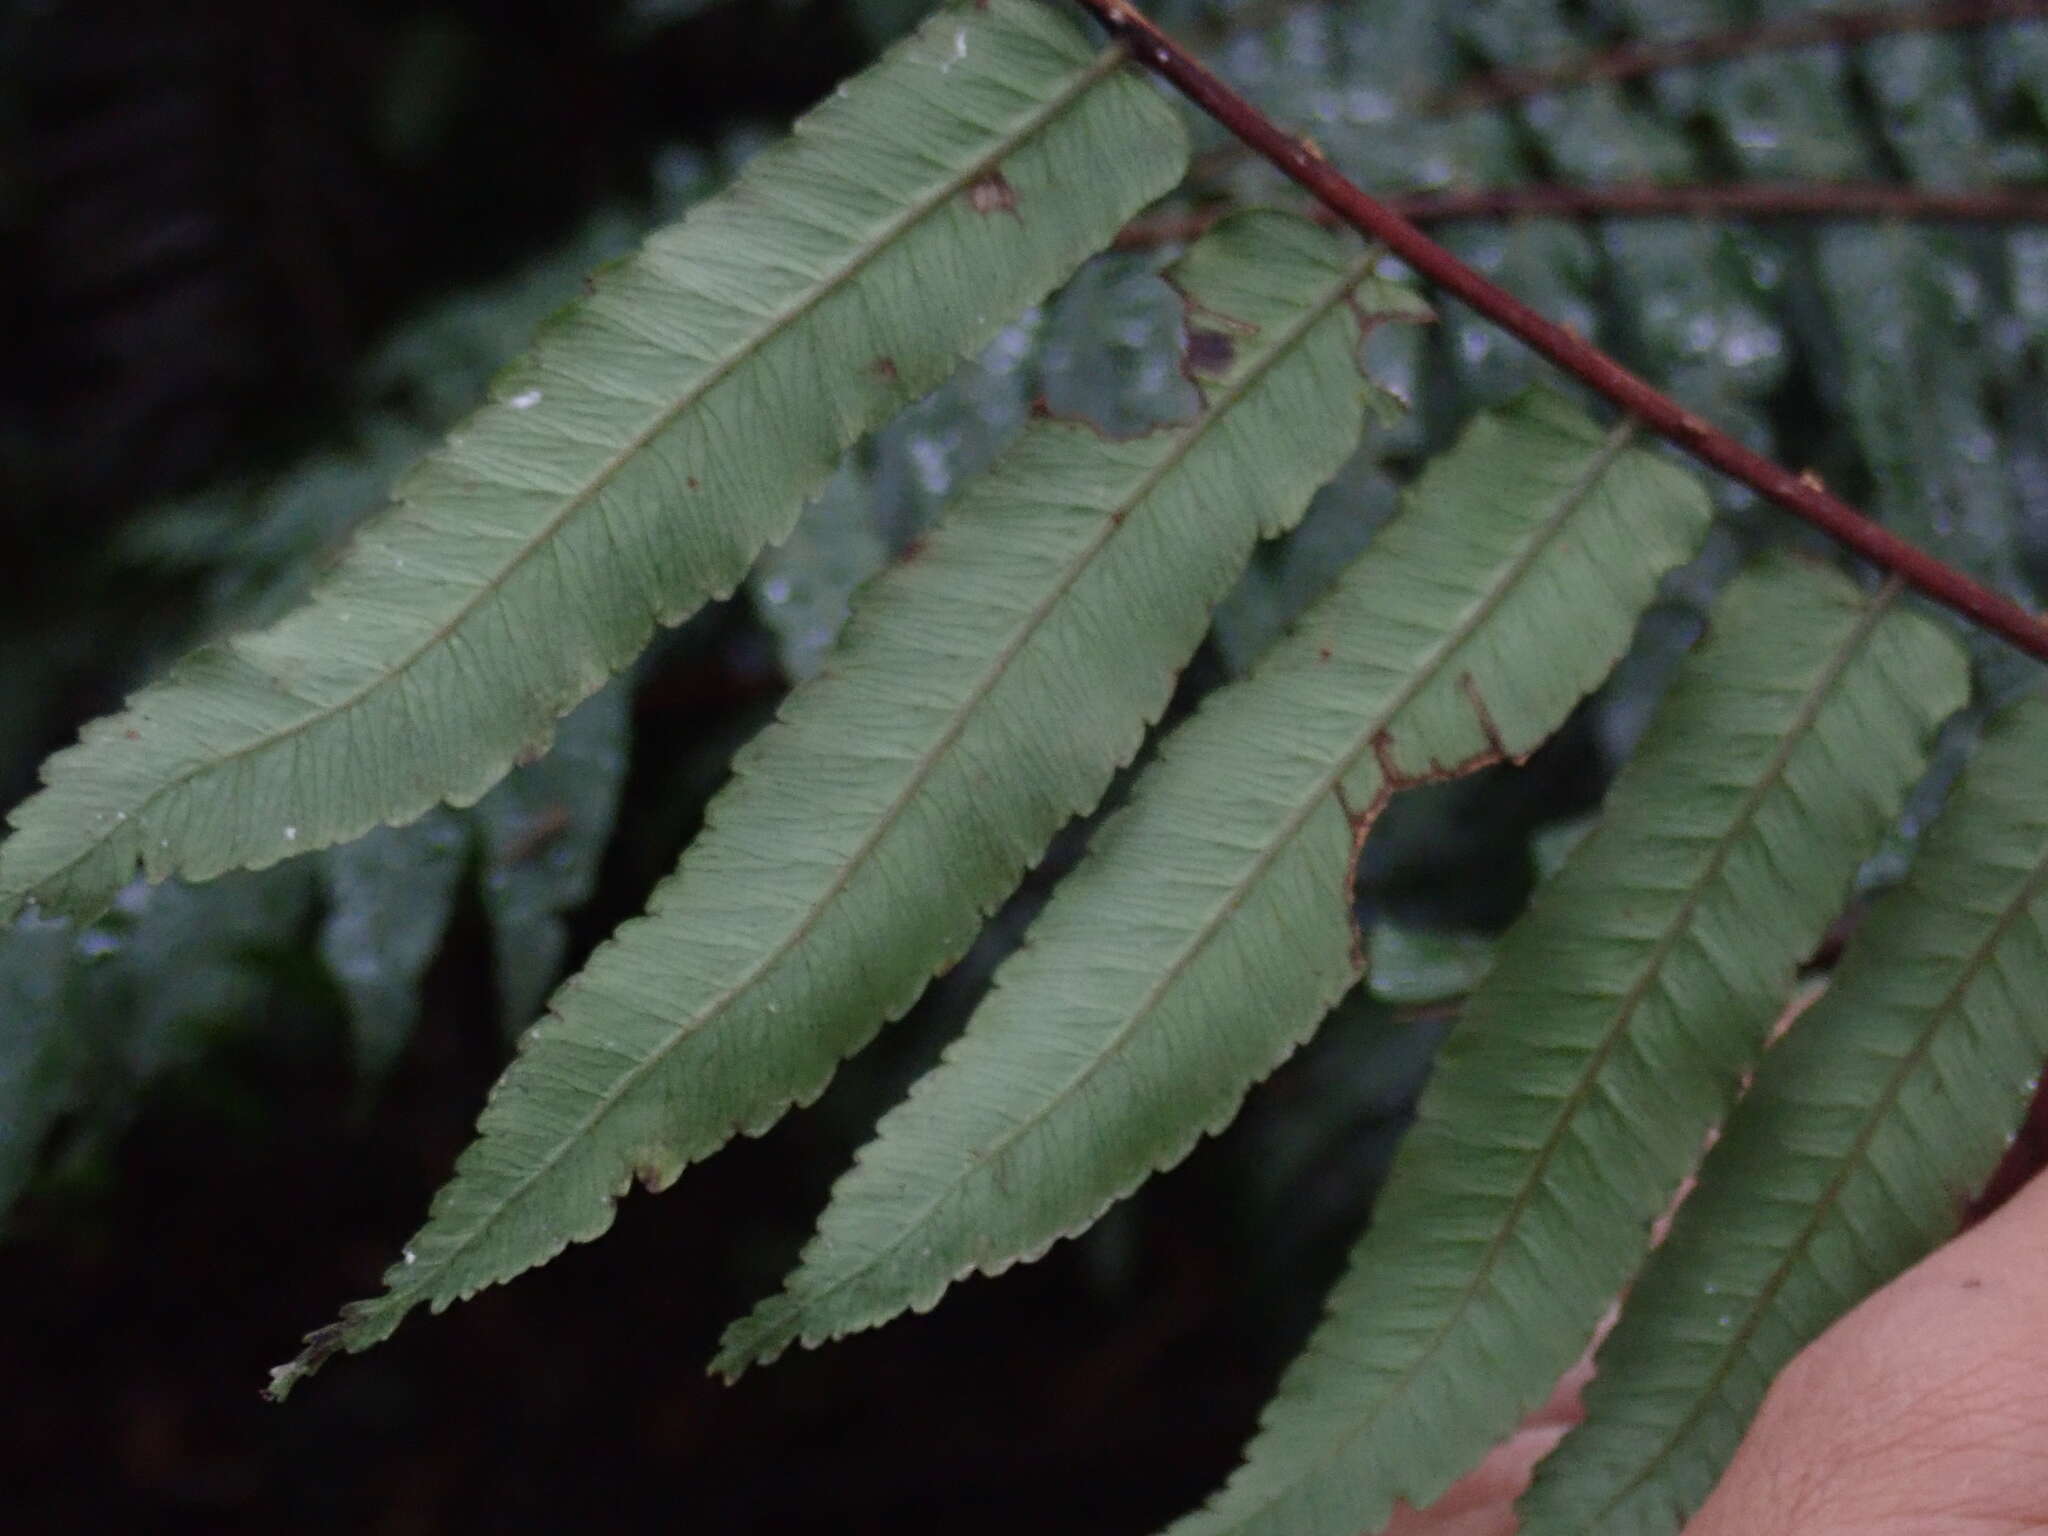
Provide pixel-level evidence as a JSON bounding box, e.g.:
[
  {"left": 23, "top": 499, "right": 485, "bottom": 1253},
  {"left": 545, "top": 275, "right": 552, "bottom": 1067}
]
[
  {"left": 1172, "top": 559, "right": 1967, "bottom": 1536},
  {"left": 266, "top": 210, "right": 1427, "bottom": 1399},
  {"left": 1518, "top": 690, "right": 2048, "bottom": 1536},
  {"left": 714, "top": 389, "right": 1712, "bottom": 1377},
  {"left": 0, "top": 0, "right": 1187, "bottom": 922}
]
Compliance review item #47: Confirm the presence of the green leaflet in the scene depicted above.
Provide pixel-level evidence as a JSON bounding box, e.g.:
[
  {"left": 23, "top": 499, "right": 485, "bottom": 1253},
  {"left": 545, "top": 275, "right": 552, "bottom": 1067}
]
[
  {"left": 714, "top": 390, "right": 1712, "bottom": 1377},
  {"left": 0, "top": 0, "right": 1187, "bottom": 923},
  {"left": 1176, "top": 560, "right": 1967, "bottom": 1536},
  {"left": 1519, "top": 691, "right": 2048, "bottom": 1536},
  {"left": 266, "top": 211, "right": 1429, "bottom": 1398}
]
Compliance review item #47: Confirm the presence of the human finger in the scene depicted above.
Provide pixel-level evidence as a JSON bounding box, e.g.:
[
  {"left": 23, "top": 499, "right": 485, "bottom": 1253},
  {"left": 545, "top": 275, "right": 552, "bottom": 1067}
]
[{"left": 1684, "top": 1167, "right": 2048, "bottom": 1536}]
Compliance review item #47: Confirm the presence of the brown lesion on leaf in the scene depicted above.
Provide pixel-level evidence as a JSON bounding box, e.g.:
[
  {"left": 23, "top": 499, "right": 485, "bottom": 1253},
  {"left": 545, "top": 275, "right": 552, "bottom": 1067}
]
[
  {"left": 966, "top": 168, "right": 1018, "bottom": 217},
  {"left": 1026, "top": 391, "right": 1161, "bottom": 443},
  {"left": 1347, "top": 296, "right": 1435, "bottom": 407},
  {"left": 1339, "top": 674, "right": 1526, "bottom": 970},
  {"left": 1333, "top": 780, "right": 1393, "bottom": 972},
  {"left": 1184, "top": 327, "right": 1236, "bottom": 376},
  {"left": 1165, "top": 281, "right": 1258, "bottom": 338},
  {"left": 1349, "top": 293, "right": 1435, "bottom": 347},
  {"left": 872, "top": 355, "right": 899, "bottom": 383},
  {"left": 1368, "top": 674, "right": 1526, "bottom": 788},
  {"left": 1162, "top": 275, "right": 1259, "bottom": 411}
]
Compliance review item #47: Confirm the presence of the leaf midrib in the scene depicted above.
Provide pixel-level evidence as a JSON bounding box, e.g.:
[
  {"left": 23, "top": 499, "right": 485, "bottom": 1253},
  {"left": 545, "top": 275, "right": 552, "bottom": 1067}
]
[
  {"left": 403, "top": 244, "right": 1395, "bottom": 1308},
  {"left": 763, "top": 418, "right": 1644, "bottom": 1358},
  {"left": 14, "top": 36, "right": 1134, "bottom": 902},
  {"left": 1577, "top": 748, "right": 2048, "bottom": 1527},
  {"left": 1210, "top": 570, "right": 1898, "bottom": 1532}
]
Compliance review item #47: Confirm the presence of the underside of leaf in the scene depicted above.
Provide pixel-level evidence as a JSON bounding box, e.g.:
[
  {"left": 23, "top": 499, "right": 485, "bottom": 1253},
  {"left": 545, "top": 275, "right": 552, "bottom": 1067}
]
[
  {"left": 0, "top": 0, "right": 1187, "bottom": 923},
  {"left": 266, "top": 210, "right": 1428, "bottom": 1399},
  {"left": 1519, "top": 688, "right": 2048, "bottom": 1536},
  {"left": 713, "top": 389, "right": 1715, "bottom": 1378},
  {"left": 1174, "top": 559, "right": 1967, "bottom": 1536}
]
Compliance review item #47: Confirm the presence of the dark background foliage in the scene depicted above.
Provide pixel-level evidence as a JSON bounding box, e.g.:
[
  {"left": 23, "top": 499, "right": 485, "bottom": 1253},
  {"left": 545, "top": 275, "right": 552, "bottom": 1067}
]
[{"left": 3, "top": 0, "right": 2045, "bottom": 1529}]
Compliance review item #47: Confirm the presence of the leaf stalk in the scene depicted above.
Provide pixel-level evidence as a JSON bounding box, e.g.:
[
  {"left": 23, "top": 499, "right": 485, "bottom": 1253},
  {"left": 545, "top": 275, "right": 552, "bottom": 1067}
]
[{"left": 1073, "top": 0, "right": 2048, "bottom": 664}]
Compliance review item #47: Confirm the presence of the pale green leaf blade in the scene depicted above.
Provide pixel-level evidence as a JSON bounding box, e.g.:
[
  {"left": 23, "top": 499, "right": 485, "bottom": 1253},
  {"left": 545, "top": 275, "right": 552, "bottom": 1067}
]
[
  {"left": 715, "top": 390, "right": 1713, "bottom": 1376},
  {"left": 267, "top": 211, "right": 1428, "bottom": 1397},
  {"left": 1176, "top": 560, "right": 1967, "bottom": 1536},
  {"left": 0, "top": 0, "right": 1188, "bottom": 922},
  {"left": 1520, "top": 691, "right": 2048, "bottom": 1536}
]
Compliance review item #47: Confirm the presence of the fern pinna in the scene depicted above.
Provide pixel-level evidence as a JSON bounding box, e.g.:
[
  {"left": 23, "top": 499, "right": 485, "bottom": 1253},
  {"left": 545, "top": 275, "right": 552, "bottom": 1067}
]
[{"left": 6, "top": 3, "right": 2048, "bottom": 1534}]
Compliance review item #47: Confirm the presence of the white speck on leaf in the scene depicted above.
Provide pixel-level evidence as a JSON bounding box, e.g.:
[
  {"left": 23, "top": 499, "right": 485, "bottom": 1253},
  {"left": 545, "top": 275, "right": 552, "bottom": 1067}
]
[
  {"left": 940, "top": 26, "right": 968, "bottom": 71},
  {"left": 403, "top": 1247, "right": 417, "bottom": 1266},
  {"left": 509, "top": 389, "right": 543, "bottom": 410},
  {"left": 284, "top": 826, "right": 298, "bottom": 842}
]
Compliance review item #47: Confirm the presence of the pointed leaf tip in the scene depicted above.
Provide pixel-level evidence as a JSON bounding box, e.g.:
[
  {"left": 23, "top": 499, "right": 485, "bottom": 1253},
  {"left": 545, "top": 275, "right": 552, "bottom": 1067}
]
[
  {"left": 0, "top": 0, "right": 1188, "bottom": 925},
  {"left": 720, "top": 389, "right": 1716, "bottom": 1378},
  {"left": 285, "top": 210, "right": 1423, "bottom": 1391}
]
